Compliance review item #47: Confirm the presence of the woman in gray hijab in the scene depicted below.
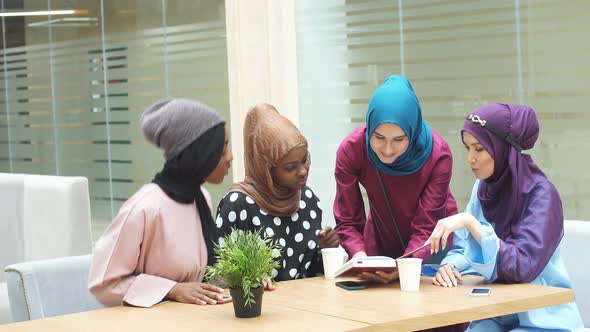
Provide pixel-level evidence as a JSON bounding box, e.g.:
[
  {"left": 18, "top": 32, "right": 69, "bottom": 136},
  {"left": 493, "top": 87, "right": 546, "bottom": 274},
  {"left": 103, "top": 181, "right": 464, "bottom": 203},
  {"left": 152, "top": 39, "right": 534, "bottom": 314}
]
[{"left": 89, "top": 98, "right": 233, "bottom": 308}]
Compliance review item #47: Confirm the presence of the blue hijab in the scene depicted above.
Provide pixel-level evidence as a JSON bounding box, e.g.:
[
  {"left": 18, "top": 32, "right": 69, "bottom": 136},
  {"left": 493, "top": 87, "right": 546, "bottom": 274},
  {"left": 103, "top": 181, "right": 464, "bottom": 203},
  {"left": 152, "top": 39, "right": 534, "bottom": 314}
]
[{"left": 366, "top": 75, "right": 433, "bottom": 176}]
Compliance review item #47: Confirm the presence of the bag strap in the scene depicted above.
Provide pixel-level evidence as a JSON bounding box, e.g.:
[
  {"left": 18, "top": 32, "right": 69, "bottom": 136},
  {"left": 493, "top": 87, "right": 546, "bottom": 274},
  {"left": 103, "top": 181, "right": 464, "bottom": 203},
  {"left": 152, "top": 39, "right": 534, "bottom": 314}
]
[{"left": 375, "top": 167, "right": 406, "bottom": 252}]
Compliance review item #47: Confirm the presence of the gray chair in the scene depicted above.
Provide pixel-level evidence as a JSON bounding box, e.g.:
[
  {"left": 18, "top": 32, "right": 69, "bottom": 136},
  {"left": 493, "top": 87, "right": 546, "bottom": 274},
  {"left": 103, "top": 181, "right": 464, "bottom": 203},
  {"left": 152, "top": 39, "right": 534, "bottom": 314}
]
[
  {"left": 4, "top": 255, "right": 103, "bottom": 322},
  {"left": 562, "top": 219, "right": 590, "bottom": 330}
]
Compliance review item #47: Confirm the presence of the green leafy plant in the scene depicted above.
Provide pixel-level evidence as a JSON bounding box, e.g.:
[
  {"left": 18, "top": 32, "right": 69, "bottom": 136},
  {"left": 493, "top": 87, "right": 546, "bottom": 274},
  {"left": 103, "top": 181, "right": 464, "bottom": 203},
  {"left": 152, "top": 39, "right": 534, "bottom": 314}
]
[{"left": 206, "top": 228, "right": 282, "bottom": 307}]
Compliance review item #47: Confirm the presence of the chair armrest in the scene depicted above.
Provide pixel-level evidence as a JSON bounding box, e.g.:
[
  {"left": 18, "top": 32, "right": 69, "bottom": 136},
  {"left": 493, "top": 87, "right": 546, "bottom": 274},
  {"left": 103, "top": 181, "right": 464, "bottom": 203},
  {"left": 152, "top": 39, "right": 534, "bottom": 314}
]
[{"left": 4, "top": 268, "right": 32, "bottom": 322}]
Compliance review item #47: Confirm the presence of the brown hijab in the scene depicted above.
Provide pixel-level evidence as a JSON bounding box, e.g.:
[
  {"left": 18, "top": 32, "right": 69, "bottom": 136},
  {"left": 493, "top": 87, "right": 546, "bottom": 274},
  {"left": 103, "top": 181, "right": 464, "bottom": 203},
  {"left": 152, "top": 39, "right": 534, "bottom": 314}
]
[{"left": 230, "top": 103, "right": 309, "bottom": 217}]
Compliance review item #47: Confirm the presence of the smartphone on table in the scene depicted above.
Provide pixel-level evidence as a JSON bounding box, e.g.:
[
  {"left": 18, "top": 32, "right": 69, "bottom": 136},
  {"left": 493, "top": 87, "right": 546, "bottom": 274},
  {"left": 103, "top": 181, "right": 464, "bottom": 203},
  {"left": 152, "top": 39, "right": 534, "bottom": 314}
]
[
  {"left": 335, "top": 281, "right": 368, "bottom": 291},
  {"left": 470, "top": 287, "right": 491, "bottom": 296}
]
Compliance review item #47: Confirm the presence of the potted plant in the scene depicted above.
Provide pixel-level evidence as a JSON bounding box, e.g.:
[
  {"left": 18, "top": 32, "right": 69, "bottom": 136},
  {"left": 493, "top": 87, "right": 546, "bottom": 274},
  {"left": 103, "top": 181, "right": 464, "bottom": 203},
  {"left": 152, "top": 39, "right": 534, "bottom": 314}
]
[{"left": 206, "top": 228, "right": 281, "bottom": 318}]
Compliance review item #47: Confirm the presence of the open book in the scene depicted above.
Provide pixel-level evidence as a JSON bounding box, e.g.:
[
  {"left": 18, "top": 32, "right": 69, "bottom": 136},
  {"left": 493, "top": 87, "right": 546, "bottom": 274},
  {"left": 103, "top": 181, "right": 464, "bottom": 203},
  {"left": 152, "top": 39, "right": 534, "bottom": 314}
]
[{"left": 334, "top": 256, "right": 397, "bottom": 278}]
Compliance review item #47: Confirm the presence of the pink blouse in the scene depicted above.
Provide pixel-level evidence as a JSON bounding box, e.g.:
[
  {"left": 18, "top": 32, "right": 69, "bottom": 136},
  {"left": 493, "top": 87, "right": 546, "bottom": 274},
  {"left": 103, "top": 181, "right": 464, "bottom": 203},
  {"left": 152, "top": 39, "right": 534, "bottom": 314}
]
[{"left": 88, "top": 183, "right": 209, "bottom": 307}]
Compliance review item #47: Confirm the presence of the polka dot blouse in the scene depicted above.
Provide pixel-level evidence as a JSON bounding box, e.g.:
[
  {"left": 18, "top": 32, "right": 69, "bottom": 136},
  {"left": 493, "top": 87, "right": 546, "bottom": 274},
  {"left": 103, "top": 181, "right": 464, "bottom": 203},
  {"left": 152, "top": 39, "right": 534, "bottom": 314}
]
[{"left": 215, "top": 186, "right": 323, "bottom": 281}]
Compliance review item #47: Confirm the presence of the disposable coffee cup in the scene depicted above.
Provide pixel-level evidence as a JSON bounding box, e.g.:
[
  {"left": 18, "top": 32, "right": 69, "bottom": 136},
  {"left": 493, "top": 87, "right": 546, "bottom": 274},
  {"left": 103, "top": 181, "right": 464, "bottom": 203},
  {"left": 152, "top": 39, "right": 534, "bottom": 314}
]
[
  {"left": 321, "top": 248, "right": 348, "bottom": 279},
  {"left": 397, "top": 258, "right": 422, "bottom": 291}
]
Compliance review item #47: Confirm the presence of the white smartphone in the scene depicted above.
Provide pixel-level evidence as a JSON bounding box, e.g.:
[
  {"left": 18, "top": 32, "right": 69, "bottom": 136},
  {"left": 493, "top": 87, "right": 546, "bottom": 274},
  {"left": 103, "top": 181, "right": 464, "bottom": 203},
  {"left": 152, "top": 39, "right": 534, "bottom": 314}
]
[{"left": 470, "top": 287, "right": 492, "bottom": 296}]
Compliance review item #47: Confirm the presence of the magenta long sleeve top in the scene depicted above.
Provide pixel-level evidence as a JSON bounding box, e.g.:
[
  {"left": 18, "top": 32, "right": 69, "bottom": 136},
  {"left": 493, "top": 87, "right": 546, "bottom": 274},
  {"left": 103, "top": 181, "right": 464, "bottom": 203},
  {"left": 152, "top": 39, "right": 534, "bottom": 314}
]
[{"left": 334, "top": 126, "right": 458, "bottom": 260}]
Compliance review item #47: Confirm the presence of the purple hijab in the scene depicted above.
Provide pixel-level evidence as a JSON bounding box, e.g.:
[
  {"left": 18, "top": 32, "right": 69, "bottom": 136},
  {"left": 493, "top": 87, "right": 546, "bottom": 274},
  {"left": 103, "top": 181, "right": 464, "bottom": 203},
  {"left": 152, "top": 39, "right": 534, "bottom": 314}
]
[{"left": 462, "top": 103, "right": 564, "bottom": 282}]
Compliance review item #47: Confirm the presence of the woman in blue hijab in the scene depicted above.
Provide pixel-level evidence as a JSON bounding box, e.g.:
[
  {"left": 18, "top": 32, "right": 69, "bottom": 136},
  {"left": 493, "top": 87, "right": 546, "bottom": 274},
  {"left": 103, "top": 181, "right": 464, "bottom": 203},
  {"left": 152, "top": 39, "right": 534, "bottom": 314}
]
[
  {"left": 335, "top": 74, "right": 458, "bottom": 271},
  {"left": 366, "top": 75, "right": 433, "bottom": 176},
  {"left": 335, "top": 75, "right": 466, "bottom": 331}
]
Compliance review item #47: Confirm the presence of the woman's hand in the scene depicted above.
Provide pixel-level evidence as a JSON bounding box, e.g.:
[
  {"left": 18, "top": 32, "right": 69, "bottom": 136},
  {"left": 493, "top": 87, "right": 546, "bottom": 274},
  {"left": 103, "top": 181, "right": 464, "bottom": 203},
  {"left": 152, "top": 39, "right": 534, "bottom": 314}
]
[
  {"left": 318, "top": 227, "right": 340, "bottom": 249},
  {"left": 432, "top": 264, "right": 462, "bottom": 287},
  {"left": 166, "top": 282, "right": 224, "bottom": 305},
  {"left": 358, "top": 270, "right": 399, "bottom": 284},
  {"left": 262, "top": 278, "right": 276, "bottom": 291},
  {"left": 429, "top": 213, "right": 477, "bottom": 254}
]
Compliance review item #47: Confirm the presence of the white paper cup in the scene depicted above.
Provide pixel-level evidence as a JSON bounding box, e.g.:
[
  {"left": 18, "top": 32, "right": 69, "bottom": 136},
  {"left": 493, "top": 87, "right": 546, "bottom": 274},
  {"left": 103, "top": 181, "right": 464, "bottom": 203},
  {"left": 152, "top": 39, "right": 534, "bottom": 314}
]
[
  {"left": 321, "top": 248, "right": 348, "bottom": 279},
  {"left": 397, "top": 258, "right": 422, "bottom": 291}
]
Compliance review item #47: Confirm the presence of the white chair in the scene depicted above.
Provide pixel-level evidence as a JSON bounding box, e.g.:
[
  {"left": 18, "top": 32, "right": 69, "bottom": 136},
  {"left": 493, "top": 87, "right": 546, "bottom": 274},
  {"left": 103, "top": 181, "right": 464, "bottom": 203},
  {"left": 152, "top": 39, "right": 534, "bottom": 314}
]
[
  {"left": 0, "top": 173, "right": 93, "bottom": 324},
  {"left": 0, "top": 283, "right": 10, "bottom": 324},
  {"left": 4, "top": 255, "right": 103, "bottom": 321},
  {"left": 562, "top": 219, "right": 590, "bottom": 330}
]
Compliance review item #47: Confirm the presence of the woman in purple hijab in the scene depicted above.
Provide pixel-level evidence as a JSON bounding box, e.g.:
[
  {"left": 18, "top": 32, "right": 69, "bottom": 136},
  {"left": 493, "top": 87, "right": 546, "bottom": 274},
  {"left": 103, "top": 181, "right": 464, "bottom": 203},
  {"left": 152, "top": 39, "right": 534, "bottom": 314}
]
[{"left": 427, "top": 103, "right": 583, "bottom": 331}]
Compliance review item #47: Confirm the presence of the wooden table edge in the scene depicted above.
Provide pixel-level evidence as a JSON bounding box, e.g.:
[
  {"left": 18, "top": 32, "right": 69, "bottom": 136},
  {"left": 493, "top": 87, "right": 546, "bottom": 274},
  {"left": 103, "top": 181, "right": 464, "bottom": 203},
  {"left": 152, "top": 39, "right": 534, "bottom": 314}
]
[{"left": 345, "top": 287, "right": 574, "bottom": 332}]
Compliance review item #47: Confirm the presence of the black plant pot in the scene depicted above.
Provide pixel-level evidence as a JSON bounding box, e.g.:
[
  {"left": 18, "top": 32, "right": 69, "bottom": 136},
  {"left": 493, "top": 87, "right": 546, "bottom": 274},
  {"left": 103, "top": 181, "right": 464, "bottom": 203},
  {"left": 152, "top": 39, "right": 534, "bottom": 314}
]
[{"left": 229, "top": 287, "right": 264, "bottom": 318}]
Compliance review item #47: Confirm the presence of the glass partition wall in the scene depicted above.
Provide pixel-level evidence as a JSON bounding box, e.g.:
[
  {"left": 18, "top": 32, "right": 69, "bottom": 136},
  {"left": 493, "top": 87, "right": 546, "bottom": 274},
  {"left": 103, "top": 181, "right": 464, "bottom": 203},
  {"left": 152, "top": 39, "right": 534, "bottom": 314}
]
[
  {"left": 0, "top": 0, "right": 231, "bottom": 239},
  {"left": 2, "top": 0, "right": 589, "bottom": 240},
  {"left": 296, "top": 0, "right": 590, "bottom": 225}
]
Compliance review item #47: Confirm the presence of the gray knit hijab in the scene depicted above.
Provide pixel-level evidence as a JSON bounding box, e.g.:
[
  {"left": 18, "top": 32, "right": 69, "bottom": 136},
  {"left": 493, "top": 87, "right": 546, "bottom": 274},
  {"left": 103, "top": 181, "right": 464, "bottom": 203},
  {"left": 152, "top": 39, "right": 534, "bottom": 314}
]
[
  {"left": 141, "top": 98, "right": 224, "bottom": 161},
  {"left": 141, "top": 98, "right": 226, "bottom": 267}
]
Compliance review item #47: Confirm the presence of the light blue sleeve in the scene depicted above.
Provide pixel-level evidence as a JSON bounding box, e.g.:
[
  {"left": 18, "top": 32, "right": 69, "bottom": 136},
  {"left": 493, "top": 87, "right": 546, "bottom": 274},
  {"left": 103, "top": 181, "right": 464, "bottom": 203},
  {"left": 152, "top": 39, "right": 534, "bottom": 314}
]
[
  {"left": 440, "top": 180, "right": 500, "bottom": 281},
  {"left": 462, "top": 218, "right": 499, "bottom": 281}
]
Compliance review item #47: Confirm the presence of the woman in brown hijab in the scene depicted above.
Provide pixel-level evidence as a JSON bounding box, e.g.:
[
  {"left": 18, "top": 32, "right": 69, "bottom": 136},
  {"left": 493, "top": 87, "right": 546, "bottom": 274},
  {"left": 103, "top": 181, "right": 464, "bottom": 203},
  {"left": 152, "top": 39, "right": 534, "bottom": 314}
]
[{"left": 215, "top": 103, "right": 339, "bottom": 285}]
